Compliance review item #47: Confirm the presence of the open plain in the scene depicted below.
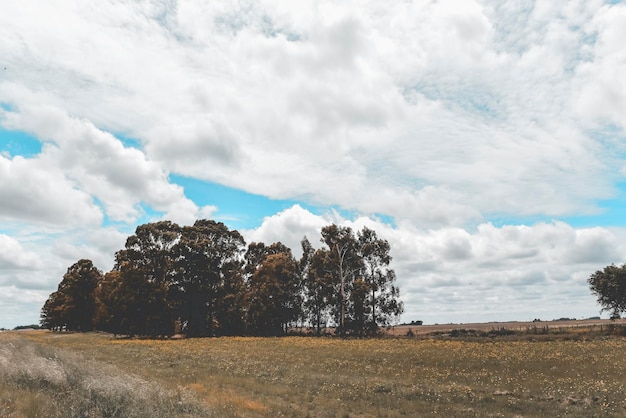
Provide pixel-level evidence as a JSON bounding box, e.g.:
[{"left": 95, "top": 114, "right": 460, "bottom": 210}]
[{"left": 1, "top": 322, "right": 626, "bottom": 417}]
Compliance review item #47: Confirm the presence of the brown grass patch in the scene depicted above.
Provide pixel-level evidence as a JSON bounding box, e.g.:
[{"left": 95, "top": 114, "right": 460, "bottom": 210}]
[{"left": 7, "top": 329, "right": 626, "bottom": 417}]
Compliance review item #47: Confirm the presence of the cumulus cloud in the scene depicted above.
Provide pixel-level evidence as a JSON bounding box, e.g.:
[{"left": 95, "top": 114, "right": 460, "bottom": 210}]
[
  {"left": 0, "top": 153, "right": 103, "bottom": 227},
  {"left": 0, "top": 234, "right": 43, "bottom": 270},
  {"left": 1, "top": 1, "right": 626, "bottom": 327},
  {"left": 243, "top": 205, "right": 625, "bottom": 323},
  {"left": 243, "top": 205, "right": 328, "bottom": 256},
  {"left": 2, "top": 0, "right": 624, "bottom": 226},
  {"left": 0, "top": 103, "right": 214, "bottom": 226}
]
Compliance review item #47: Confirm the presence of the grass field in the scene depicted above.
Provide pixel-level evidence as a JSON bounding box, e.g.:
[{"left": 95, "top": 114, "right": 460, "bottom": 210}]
[{"left": 2, "top": 327, "right": 626, "bottom": 417}]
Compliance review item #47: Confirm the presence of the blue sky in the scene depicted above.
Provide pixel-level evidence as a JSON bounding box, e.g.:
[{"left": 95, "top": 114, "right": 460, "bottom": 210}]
[
  {"left": 4, "top": 124, "right": 624, "bottom": 231},
  {"left": 2, "top": 0, "right": 626, "bottom": 329},
  {"left": 0, "top": 127, "right": 43, "bottom": 158}
]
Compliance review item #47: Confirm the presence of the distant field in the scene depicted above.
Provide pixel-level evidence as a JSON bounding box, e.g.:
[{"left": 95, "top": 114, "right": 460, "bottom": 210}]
[
  {"left": 2, "top": 326, "right": 626, "bottom": 417},
  {"left": 387, "top": 318, "right": 626, "bottom": 336}
]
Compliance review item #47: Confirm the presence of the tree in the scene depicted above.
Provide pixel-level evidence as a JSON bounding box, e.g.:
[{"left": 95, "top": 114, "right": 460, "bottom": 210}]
[
  {"left": 94, "top": 269, "right": 172, "bottom": 336},
  {"left": 215, "top": 259, "right": 247, "bottom": 336},
  {"left": 357, "top": 227, "right": 403, "bottom": 334},
  {"left": 40, "top": 291, "right": 69, "bottom": 331},
  {"left": 244, "top": 242, "right": 300, "bottom": 335},
  {"left": 107, "top": 221, "right": 181, "bottom": 334},
  {"left": 114, "top": 221, "right": 181, "bottom": 285},
  {"left": 246, "top": 252, "right": 301, "bottom": 335},
  {"left": 588, "top": 264, "right": 626, "bottom": 319},
  {"left": 320, "top": 224, "right": 362, "bottom": 336},
  {"left": 243, "top": 241, "right": 293, "bottom": 278},
  {"left": 304, "top": 225, "right": 404, "bottom": 336},
  {"left": 303, "top": 248, "right": 333, "bottom": 335},
  {"left": 171, "top": 220, "right": 245, "bottom": 337},
  {"left": 41, "top": 259, "right": 102, "bottom": 331}
]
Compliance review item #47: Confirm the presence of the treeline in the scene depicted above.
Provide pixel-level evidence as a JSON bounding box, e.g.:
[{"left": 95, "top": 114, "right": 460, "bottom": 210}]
[{"left": 41, "top": 220, "right": 403, "bottom": 337}]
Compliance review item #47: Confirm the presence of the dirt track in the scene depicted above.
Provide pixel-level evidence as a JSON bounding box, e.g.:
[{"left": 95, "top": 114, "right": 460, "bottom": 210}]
[{"left": 386, "top": 318, "right": 626, "bottom": 336}]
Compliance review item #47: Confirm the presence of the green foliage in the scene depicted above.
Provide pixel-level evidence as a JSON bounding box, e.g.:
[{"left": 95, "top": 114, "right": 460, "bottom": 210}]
[
  {"left": 41, "top": 220, "right": 404, "bottom": 338},
  {"left": 95, "top": 270, "right": 172, "bottom": 336},
  {"left": 171, "top": 220, "right": 245, "bottom": 337},
  {"left": 41, "top": 259, "right": 102, "bottom": 331},
  {"left": 588, "top": 264, "right": 626, "bottom": 318},
  {"left": 246, "top": 252, "right": 301, "bottom": 336},
  {"left": 303, "top": 225, "right": 404, "bottom": 336}
]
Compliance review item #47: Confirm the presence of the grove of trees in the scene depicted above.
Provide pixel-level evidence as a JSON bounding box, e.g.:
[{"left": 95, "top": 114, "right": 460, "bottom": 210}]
[{"left": 41, "top": 220, "right": 403, "bottom": 337}]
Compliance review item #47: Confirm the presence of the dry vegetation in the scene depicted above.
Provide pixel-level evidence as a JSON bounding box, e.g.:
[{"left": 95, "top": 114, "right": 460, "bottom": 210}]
[
  {"left": 0, "top": 332, "right": 208, "bottom": 418},
  {"left": 2, "top": 325, "right": 626, "bottom": 417}
]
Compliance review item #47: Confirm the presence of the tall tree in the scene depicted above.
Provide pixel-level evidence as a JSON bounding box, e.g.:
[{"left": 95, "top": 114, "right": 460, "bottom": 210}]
[
  {"left": 171, "top": 220, "right": 245, "bottom": 337},
  {"left": 244, "top": 241, "right": 292, "bottom": 278},
  {"left": 41, "top": 259, "right": 102, "bottom": 331},
  {"left": 94, "top": 269, "right": 171, "bottom": 336},
  {"left": 588, "top": 264, "right": 626, "bottom": 319},
  {"left": 246, "top": 252, "right": 301, "bottom": 335},
  {"left": 111, "top": 221, "right": 181, "bottom": 333},
  {"left": 303, "top": 248, "right": 333, "bottom": 335},
  {"left": 244, "top": 241, "right": 299, "bottom": 334},
  {"left": 215, "top": 259, "right": 247, "bottom": 336},
  {"left": 298, "top": 237, "right": 315, "bottom": 279},
  {"left": 40, "top": 291, "right": 69, "bottom": 331},
  {"left": 114, "top": 221, "right": 181, "bottom": 284},
  {"left": 357, "top": 227, "right": 403, "bottom": 334},
  {"left": 320, "top": 224, "right": 362, "bottom": 336}
]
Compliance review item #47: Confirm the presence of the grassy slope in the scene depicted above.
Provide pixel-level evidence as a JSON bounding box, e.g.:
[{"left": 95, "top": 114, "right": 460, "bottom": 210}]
[{"left": 2, "top": 329, "right": 626, "bottom": 417}]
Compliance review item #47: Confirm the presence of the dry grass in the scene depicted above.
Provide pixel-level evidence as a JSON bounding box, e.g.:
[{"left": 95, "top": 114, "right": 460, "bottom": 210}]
[
  {"left": 0, "top": 331, "right": 210, "bottom": 417},
  {"left": 3, "top": 328, "right": 626, "bottom": 417}
]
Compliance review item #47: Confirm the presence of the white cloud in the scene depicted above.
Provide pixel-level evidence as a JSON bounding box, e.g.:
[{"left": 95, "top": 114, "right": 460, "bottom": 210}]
[
  {"left": 0, "top": 103, "right": 214, "bottom": 226},
  {"left": 0, "top": 153, "right": 103, "bottom": 227},
  {"left": 243, "top": 205, "right": 624, "bottom": 323},
  {"left": 2, "top": 0, "right": 623, "bottom": 226},
  {"left": 0, "top": 286, "right": 50, "bottom": 328},
  {"left": 575, "top": 3, "right": 626, "bottom": 128},
  {"left": 1, "top": 1, "right": 626, "bottom": 327},
  {"left": 0, "top": 234, "right": 43, "bottom": 270},
  {"left": 243, "top": 205, "right": 328, "bottom": 257}
]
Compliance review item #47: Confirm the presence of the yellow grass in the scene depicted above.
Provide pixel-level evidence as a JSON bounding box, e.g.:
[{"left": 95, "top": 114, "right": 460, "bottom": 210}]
[{"left": 3, "top": 329, "right": 626, "bottom": 417}]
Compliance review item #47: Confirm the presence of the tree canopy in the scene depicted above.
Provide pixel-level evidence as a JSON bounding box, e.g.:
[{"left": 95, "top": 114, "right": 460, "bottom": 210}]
[
  {"left": 41, "top": 259, "right": 102, "bottom": 331},
  {"left": 41, "top": 220, "right": 404, "bottom": 337},
  {"left": 588, "top": 264, "right": 626, "bottom": 319}
]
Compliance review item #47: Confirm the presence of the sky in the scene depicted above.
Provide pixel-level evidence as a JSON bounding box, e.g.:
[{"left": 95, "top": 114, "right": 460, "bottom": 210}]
[{"left": 2, "top": 0, "right": 626, "bottom": 329}]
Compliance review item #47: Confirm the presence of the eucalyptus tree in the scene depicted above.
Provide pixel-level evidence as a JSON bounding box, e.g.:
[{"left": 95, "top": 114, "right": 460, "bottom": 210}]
[
  {"left": 357, "top": 227, "right": 403, "bottom": 333},
  {"left": 41, "top": 259, "right": 102, "bottom": 331},
  {"left": 110, "top": 221, "right": 181, "bottom": 333},
  {"left": 303, "top": 248, "right": 333, "bottom": 335},
  {"left": 94, "top": 269, "right": 171, "bottom": 336},
  {"left": 114, "top": 220, "right": 181, "bottom": 285},
  {"left": 320, "top": 224, "right": 363, "bottom": 336},
  {"left": 246, "top": 252, "right": 301, "bottom": 335},
  {"left": 171, "top": 220, "right": 245, "bottom": 337}
]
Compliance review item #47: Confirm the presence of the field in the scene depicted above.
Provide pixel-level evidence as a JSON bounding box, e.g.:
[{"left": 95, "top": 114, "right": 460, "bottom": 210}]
[{"left": 1, "top": 324, "right": 626, "bottom": 417}]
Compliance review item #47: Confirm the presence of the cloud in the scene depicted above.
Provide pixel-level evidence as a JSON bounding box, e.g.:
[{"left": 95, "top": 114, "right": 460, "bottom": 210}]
[
  {"left": 2, "top": 0, "right": 624, "bottom": 228},
  {"left": 0, "top": 103, "right": 214, "bottom": 226},
  {"left": 0, "top": 286, "right": 50, "bottom": 328},
  {"left": 1, "top": 1, "right": 626, "bottom": 327},
  {"left": 576, "top": 3, "right": 626, "bottom": 128},
  {"left": 0, "top": 234, "right": 43, "bottom": 270},
  {"left": 243, "top": 204, "right": 328, "bottom": 257},
  {"left": 243, "top": 205, "right": 626, "bottom": 323},
  {"left": 0, "top": 153, "right": 103, "bottom": 227}
]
